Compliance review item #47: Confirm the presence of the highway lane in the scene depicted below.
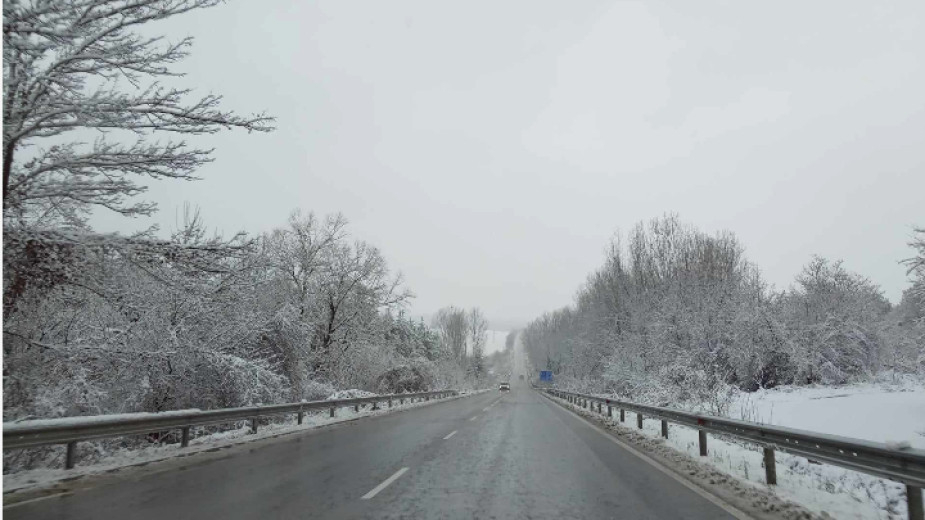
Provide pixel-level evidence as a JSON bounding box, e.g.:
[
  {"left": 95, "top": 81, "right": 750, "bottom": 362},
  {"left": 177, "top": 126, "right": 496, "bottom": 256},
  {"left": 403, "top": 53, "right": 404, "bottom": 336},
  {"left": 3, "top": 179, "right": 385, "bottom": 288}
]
[{"left": 6, "top": 384, "right": 743, "bottom": 520}]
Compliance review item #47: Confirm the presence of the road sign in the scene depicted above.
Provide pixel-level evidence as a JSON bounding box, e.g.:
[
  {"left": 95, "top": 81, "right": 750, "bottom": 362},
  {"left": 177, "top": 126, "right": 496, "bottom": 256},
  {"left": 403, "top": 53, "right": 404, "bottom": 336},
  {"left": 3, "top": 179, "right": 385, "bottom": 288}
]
[{"left": 539, "top": 371, "right": 553, "bottom": 382}]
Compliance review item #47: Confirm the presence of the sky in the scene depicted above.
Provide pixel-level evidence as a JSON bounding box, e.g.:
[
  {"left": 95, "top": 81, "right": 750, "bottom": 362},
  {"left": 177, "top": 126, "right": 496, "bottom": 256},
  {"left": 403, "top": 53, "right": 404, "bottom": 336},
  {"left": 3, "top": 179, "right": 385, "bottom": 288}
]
[{"left": 91, "top": 1, "right": 925, "bottom": 328}]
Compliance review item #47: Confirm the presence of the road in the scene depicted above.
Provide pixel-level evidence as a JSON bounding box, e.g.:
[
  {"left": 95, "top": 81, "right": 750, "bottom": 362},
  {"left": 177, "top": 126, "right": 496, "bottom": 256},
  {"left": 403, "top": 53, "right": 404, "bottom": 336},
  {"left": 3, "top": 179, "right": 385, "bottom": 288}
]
[{"left": 6, "top": 386, "right": 742, "bottom": 519}]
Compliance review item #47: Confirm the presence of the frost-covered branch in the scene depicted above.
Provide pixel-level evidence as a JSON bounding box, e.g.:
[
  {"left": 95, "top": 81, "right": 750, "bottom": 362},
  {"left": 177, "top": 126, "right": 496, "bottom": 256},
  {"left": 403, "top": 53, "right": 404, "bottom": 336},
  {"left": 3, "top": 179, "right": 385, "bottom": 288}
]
[{"left": 3, "top": 0, "right": 275, "bottom": 223}]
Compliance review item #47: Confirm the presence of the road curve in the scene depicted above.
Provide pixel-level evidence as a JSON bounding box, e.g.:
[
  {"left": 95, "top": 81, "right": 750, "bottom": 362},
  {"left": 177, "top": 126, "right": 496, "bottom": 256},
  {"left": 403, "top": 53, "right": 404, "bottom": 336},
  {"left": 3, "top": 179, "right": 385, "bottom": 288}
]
[{"left": 5, "top": 385, "right": 740, "bottom": 519}]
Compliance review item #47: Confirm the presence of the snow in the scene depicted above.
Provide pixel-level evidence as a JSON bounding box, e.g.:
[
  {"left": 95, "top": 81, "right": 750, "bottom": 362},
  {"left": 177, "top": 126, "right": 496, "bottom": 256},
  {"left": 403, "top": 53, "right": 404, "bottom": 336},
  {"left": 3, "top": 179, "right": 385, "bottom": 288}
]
[
  {"left": 326, "top": 389, "right": 378, "bottom": 400},
  {"left": 728, "top": 383, "right": 925, "bottom": 450},
  {"left": 580, "top": 382, "right": 925, "bottom": 519},
  {"left": 4, "top": 409, "right": 203, "bottom": 430}
]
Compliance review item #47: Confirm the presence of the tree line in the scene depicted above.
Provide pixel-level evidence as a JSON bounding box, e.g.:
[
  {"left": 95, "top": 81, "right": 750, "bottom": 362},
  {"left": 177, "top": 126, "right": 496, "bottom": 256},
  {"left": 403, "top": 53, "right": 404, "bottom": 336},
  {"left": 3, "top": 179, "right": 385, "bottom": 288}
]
[
  {"left": 523, "top": 215, "right": 925, "bottom": 412},
  {"left": 4, "top": 207, "right": 494, "bottom": 420},
  {"left": 2, "top": 1, "right": 491, "bottom": 424}
]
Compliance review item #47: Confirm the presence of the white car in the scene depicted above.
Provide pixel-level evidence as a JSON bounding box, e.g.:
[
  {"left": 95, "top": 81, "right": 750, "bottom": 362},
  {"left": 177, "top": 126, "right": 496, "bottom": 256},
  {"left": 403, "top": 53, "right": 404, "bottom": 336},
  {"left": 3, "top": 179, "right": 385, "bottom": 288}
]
[{"left": 499, "top": 382, "right": 510, "bottom": 391}]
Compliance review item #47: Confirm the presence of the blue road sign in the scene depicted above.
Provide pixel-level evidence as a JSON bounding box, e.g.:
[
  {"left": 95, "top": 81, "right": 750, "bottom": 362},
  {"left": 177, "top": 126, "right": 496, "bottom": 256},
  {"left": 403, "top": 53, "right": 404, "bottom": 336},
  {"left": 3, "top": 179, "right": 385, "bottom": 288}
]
[{"left": 539, "top": 371, "right": 553, "bottom": 382}]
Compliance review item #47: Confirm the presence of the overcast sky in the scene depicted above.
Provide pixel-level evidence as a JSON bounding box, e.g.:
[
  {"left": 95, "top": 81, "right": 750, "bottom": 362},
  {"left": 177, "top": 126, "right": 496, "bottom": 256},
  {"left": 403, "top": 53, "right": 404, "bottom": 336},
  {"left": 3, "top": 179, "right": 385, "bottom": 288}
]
[{"left": 91, "top": 1, "right": 925, "bottom": 328}]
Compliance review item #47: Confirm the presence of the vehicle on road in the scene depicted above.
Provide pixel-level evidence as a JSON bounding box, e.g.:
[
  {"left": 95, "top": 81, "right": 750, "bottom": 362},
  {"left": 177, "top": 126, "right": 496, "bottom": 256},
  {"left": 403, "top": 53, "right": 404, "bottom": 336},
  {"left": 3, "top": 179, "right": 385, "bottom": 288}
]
[{"left": 499, "top": 382, "right": 510, "bottom": 391}]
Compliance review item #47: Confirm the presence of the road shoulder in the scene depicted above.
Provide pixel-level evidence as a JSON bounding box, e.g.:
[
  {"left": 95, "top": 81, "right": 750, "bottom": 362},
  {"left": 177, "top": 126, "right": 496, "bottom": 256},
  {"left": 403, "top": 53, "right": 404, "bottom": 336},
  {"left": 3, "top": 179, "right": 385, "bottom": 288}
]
[
  {"left": 3, "top": 390, "right": 488, "bottom": 507},
  {"left": 539, "top": 391, "right": 830, "bottom": 520}
]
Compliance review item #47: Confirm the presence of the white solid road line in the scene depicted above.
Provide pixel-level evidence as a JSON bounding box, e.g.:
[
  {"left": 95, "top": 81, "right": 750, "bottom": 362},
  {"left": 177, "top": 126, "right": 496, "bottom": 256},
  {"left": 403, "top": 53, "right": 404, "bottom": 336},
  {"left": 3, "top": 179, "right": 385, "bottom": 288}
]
[
  {"left": 3, "top": 492, "right": 71, "bottom": 509},
  {"left": 541, "top": 395, "right": 754, "bottom": 520},
  {"left": 443, "top": 430, "right": 457, "bottom": 440},
  {"left": 361, "top": 467, "right": 409, "bottom": 500}
]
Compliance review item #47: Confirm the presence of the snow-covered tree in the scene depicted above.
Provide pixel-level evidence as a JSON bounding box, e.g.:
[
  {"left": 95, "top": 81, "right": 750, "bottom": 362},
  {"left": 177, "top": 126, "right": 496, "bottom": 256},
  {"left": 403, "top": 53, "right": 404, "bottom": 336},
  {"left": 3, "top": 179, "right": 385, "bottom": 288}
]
[
  {"left": 903, "top": 227, "right": 925, "bottom": 307},
  {"left": 432, "top": 306, "right": 468, "bottom": 363},
  {"left": 2, "top": 0, "right": 273, "bottom": 226},
  {"left": 522, "top": 215, "right": 919, "bottom": 407},
  {"left": 2, "top": 0, "right": 274, "bottom": 315}
]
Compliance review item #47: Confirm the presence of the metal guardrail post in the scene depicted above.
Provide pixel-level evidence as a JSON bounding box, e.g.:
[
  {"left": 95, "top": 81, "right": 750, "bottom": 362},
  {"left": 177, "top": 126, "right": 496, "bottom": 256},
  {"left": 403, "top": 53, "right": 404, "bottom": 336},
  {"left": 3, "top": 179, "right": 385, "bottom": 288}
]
[
  {"left": 5, "top": 390, "right": 462, "bottom": 469},
  {"left": 764, "top": 447, "right": 776, "bottom": 485},
  {"left": 354, "top": 404, "right": 360, "bottom": 413},
  {"left": 536, "top": 389, "right": 925, "bottom": 503},
  {"left": 426, "top": 395, "right": 430, "bottom": 401},
  {"left": 14, "top": 385, "right": 925, "bottom": 510},
  {"left": 400, "top": 398, "right": 405, "bottom": 405},
  {"left": 908, "top": 485, "right": 923, "bottom": 520},
  {"left": 65, "top": 441, "right": 77, "bottom": 469}
]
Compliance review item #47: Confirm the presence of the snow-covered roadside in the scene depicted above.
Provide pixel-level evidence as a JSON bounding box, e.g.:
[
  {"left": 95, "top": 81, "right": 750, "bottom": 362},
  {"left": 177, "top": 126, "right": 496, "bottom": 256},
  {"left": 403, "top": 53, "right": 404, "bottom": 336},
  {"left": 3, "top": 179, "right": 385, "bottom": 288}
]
[
  {"left": 557, "top": 383, "right": 925, "bottom": 520},
  {"left": 728, "top": 382, "right": 925, "bottom": 450},
  {"left": 3, "top": 390, "right": 488, "bottom": 498},
  {"left": 544, "top": 392, "right": 825, "bottom": 520}
]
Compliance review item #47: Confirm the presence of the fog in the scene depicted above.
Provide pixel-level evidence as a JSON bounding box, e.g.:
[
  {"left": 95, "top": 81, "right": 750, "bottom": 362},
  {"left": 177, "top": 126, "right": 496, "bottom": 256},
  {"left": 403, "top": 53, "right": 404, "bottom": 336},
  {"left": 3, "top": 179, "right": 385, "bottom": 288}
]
[{"left": 90, "top": 1, "right": 925, "bottom": 326}]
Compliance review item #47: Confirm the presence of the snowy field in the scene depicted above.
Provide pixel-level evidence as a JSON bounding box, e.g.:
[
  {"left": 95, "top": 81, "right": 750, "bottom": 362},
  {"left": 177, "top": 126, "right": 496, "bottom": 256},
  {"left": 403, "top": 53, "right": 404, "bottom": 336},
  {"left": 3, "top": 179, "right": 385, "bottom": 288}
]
[
  {"left": 582, "top": 382, "right": 925, "bottom": 519},
  {"left": 730, "top": 383, "right": 925, "bottom": 449}
]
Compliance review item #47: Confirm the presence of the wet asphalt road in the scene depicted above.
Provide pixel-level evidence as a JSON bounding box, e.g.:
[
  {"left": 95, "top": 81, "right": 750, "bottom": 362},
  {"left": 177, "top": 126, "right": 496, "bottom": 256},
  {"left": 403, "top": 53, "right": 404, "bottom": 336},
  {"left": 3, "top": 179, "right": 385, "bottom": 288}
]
[{"left": 6, "top": 386, "right": 739, "bottom": 520}]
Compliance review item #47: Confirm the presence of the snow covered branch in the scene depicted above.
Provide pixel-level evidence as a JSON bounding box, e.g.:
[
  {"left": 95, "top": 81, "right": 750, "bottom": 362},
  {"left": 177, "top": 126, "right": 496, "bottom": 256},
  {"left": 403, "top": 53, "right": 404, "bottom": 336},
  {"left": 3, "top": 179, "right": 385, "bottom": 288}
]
[{"left": 3, "top": 0, "right": 275, "bottom": 223}]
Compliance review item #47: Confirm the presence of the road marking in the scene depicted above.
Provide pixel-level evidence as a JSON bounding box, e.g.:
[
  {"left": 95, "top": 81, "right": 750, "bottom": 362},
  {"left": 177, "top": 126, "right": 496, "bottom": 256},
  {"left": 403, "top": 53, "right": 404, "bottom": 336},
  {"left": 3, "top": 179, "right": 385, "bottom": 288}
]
[
  {"left": 3, "top": 492, "right": 71, "bottom": 509},
  {"left": 361, "top": 467, "right": 409, "bottom": 500},
  {"left": 443, "top": 430, "right": 457, "bottom": 440},
  {"left": 469, "top": 415, "right": 479, "bottom": 421},
  {"left": 540, "top": 394, "right": 754, "bottom": 520}
]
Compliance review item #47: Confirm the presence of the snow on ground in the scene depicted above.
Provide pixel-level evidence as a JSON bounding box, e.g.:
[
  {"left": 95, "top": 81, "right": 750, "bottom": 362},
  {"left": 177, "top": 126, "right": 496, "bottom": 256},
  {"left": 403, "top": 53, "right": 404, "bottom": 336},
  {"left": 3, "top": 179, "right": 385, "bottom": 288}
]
[
  {"left": 728, "top": 383, "right": 925, "bottom": 449},
  {"left": 484, "top": 330, "right": 509, "bottom": 354},
  {"left": 326, "top": 389, "right": 378, "bottom": 400},
  {"left": 584, "top": 382, "right": 925, "bottom": 520},
  {"left": 3, "top": 390, "right": 488, "bottom": 497}
]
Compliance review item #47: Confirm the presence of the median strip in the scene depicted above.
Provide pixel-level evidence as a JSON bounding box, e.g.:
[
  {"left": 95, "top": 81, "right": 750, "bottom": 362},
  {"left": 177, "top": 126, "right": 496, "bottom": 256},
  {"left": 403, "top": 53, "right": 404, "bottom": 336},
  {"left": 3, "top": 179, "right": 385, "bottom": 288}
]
[{"left": 361, "top": 467, "right": 409, "bottom": 500}]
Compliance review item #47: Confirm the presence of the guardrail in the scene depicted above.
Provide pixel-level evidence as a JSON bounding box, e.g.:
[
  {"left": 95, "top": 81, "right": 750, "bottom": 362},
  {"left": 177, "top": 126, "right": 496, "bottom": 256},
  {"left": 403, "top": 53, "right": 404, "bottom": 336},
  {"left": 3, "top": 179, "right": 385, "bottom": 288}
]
[
  {"left": 3, "top": 390, "right": 458, "bottom": 470},
  {"left": 544, "top": 388, "right": 925, "bottom": 520}
]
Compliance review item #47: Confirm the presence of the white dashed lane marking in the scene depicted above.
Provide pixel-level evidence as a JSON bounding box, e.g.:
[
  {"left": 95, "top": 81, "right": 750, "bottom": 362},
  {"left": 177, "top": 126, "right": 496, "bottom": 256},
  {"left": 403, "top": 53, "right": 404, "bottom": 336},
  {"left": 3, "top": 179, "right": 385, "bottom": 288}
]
[{"left": 361, "top": 467, "right": 409, "bottom": 500}]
